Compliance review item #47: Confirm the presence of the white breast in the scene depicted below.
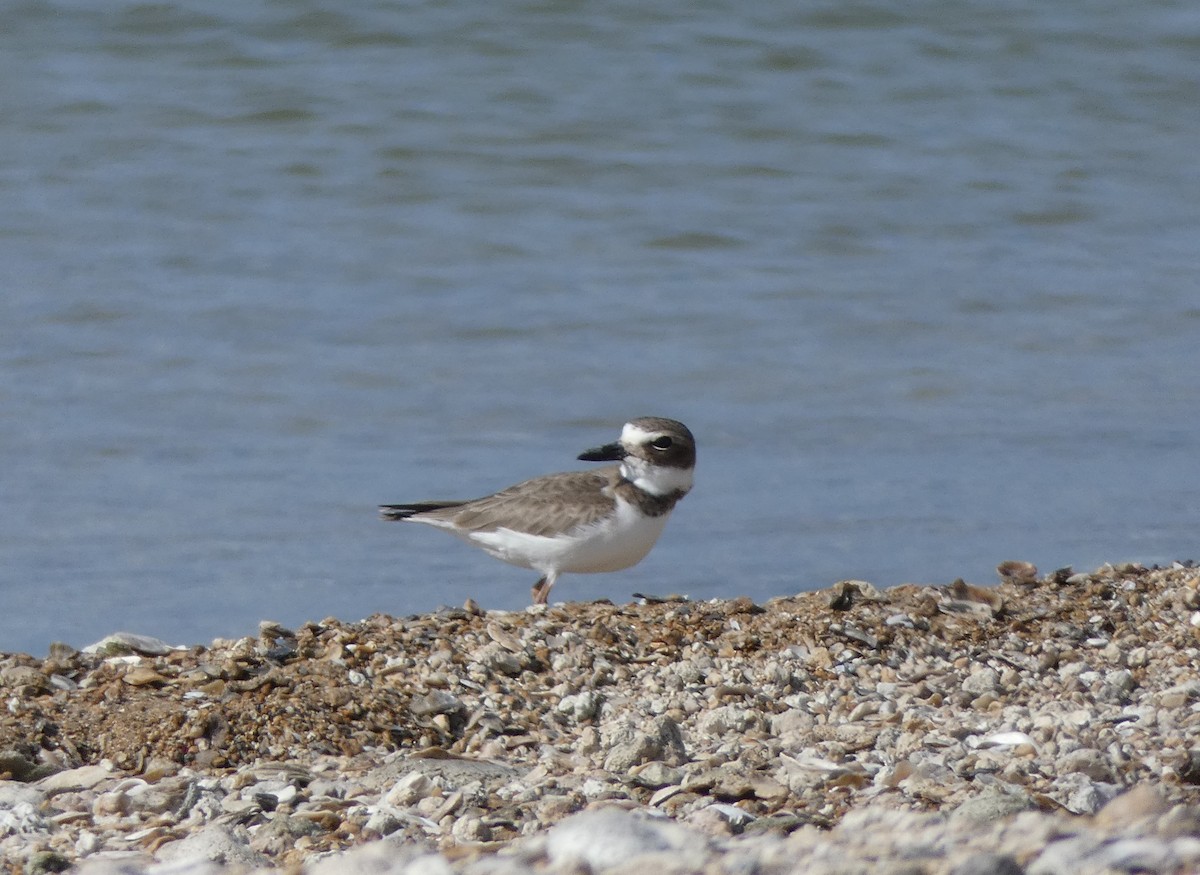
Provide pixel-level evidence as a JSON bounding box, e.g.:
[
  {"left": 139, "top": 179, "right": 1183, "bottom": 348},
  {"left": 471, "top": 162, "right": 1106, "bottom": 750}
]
[{"left": 466, "top": 497, "right": 670, "bottom": 575}]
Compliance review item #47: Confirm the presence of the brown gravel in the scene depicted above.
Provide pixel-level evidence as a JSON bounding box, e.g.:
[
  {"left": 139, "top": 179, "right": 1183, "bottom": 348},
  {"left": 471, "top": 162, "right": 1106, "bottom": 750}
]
[{"left": 2, "top": 560, "right": 1199, "bottom": 871}]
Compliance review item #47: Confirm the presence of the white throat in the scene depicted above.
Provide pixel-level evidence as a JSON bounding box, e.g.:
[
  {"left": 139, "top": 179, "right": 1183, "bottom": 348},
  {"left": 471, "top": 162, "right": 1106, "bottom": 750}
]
[{"left": 620, "top": 456, "right": 694, "bottom": 497}]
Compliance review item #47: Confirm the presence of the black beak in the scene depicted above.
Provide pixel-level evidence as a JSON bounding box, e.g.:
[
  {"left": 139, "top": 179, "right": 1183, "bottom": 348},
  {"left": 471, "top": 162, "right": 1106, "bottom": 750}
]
[{"left": 578, "top": 441, "right": 625, "bottom": 462}]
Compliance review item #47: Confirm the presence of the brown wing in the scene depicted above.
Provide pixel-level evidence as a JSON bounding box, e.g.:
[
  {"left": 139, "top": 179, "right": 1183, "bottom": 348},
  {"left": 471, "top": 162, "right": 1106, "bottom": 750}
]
[{"left": 421, "top": 467, "right": 621, "bottom": 537}]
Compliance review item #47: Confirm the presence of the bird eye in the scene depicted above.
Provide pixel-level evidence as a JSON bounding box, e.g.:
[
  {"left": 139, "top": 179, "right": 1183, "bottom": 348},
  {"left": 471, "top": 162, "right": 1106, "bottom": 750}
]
[{"left": 651, "top": 436, "right": 673, "bottom": 450}]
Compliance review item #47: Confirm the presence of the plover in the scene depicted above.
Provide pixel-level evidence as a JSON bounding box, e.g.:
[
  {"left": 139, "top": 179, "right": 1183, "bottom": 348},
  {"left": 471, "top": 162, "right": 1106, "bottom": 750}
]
[{"left": 379, "top": 417, "right": 696, "bottom": 604}]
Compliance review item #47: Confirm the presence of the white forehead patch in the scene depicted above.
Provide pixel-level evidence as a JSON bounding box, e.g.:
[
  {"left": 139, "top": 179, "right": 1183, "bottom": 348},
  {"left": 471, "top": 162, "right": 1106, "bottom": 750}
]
[{"left": 621, "top": 422, "right": 660, "bottom": 446}]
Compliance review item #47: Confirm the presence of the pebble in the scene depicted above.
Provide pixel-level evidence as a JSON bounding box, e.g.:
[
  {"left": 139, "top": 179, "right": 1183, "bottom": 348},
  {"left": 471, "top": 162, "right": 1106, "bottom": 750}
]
[
  {"left": 544, "top": 807, "right": 699, "bottom": 870},
  {"left": 82, "top": 632, "right": 178, "bottom": 657},
  {"left": 0, "top": 562, "right": 1197, "bottom": 874}
]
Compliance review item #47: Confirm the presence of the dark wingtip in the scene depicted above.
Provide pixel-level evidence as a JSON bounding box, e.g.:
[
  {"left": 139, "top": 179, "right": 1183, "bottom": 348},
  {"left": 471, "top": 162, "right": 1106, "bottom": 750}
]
[
  {"left": 380, "top": 500, "right": 467, "bottom": 520},
  {"left": 379, "top": 505, "right": 417, "bottom": 521}
]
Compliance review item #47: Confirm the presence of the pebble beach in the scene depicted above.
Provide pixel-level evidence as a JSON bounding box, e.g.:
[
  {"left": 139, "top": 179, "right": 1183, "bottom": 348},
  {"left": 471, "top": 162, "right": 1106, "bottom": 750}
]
[{"left": 2, "top": 561, "right": 1200, "bottom": 874}]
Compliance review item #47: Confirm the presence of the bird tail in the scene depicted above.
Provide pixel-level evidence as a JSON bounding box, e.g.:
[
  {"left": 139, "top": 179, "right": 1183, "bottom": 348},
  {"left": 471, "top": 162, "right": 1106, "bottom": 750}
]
[{"left": 379, "top": 501, "right": 467, "bottom": 521}]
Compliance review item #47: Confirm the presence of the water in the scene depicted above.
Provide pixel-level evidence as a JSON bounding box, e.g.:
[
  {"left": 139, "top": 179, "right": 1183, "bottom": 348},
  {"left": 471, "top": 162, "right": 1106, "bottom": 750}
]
[{"left": 2, "top": 0, "right": 1197, "bottom": 656}]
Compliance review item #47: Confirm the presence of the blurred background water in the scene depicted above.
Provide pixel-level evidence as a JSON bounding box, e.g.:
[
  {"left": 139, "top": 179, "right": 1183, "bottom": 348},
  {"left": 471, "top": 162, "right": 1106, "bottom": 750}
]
[{"left": 1, "top": 0, "right": 1197, "bottom": 655}]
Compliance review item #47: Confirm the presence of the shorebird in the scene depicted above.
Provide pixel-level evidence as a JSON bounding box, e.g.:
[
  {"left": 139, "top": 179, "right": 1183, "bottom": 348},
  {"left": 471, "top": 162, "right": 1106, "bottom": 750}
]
[{"left": 379, "top": 417, "right": 695, "bottom": 604}]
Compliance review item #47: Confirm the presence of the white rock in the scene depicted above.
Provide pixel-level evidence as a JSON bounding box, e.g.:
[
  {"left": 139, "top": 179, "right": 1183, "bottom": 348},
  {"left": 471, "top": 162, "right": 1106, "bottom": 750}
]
[
  {"left": 75, "top": 829, "right": 101, "bottom": 856},
  {"left": 975, "top": 731, "right": 1037, "bottom": 750},
  {"left": 961, "top": 668, "right": 999, "bottom": 696},
  {"left": 37, "top": 764, "right": 113, "bottom": 792},
  {"left": 0, "top": 783, "right": 45, "bottom": 808},
  {"left": 384, "top": 772, "right": 435, "bottom": 806},
  {"left": 307, "top": 841, "right": 453, "bottom": 875},
  {"left": 83, "top": 632, "right": 177, "bottom": 656},
  {"left": 558, "top": 691, "right": 601, "bottom": 721},
  {"left": 363, "top": 806, "right": 404, "bottom": 836},
  {"left": 704, "top": 803, "right": 755, "bottom": 829},
  {"left": 546, "top": 807, "right": 700, "bottom": 871},
  {"left": 1094, "top": 838, "right": 1186, "bottom": 872},
  {"left": 0, "top": 799, "right": 48, "bottom": 835},
  {"left": 154, "top": 823, "right": 268, "bottom": 868},
  {"left": 1055, "top": 773, "right": 1120, "bottom": 814}
]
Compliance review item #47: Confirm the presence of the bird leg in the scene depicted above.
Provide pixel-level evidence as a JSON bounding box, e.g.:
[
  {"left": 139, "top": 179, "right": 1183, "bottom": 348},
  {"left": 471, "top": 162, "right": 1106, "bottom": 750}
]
[{"left": 531, "top": 575, "right": 554, "bottom": 605}]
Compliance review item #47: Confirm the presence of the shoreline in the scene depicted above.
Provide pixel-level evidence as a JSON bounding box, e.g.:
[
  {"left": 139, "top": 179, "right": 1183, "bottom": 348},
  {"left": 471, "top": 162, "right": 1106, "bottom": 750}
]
[{"left": 2, "top": 561, "right": 1199, "bottom": 873}]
